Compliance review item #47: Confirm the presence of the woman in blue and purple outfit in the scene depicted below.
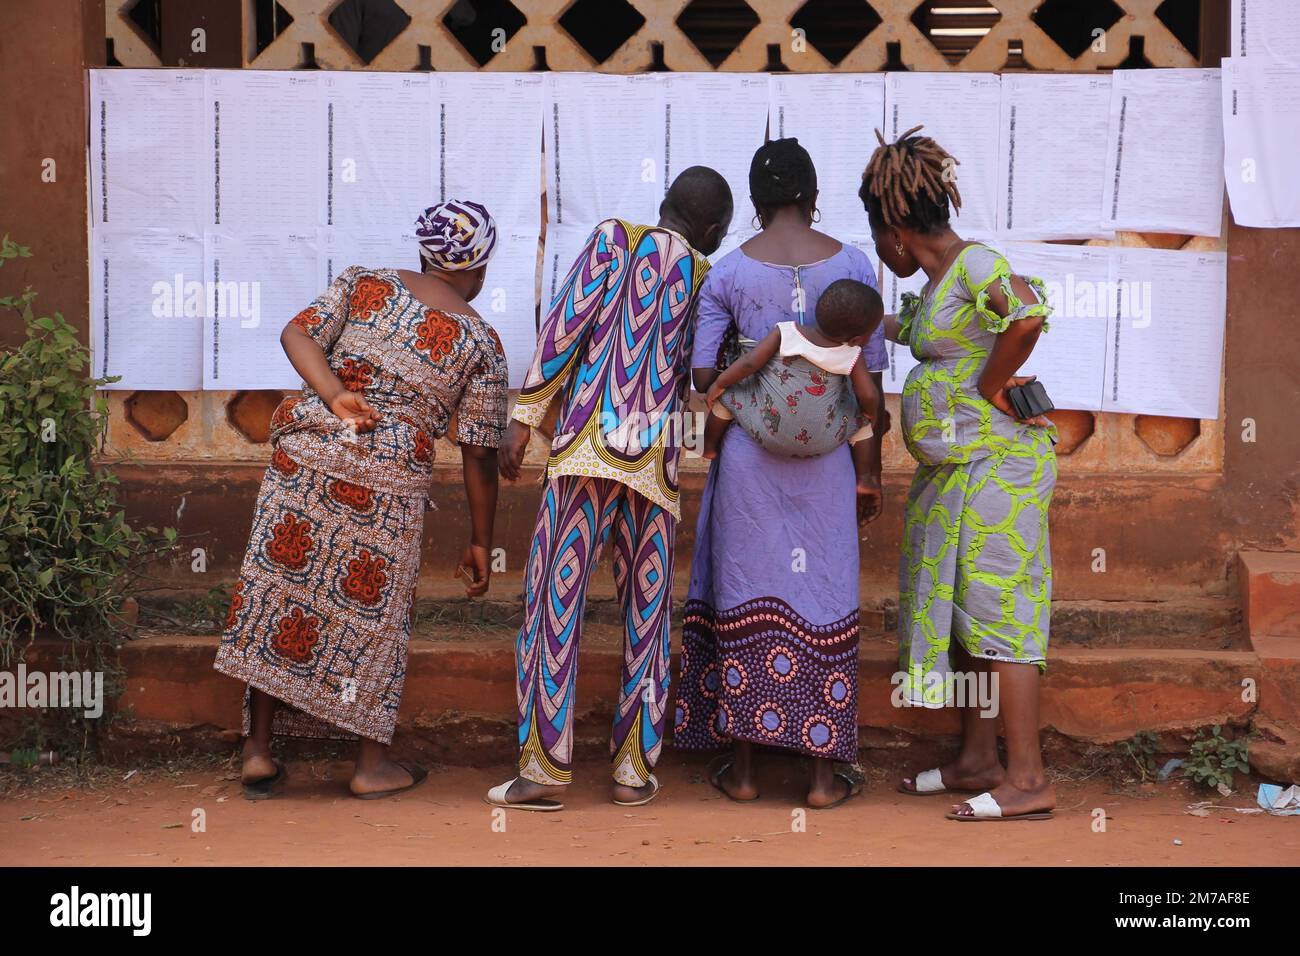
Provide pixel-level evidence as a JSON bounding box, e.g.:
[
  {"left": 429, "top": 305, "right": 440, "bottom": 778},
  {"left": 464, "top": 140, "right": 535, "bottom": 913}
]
[{"left": 673, "top": 139, "right": 889, "bottom": 809}]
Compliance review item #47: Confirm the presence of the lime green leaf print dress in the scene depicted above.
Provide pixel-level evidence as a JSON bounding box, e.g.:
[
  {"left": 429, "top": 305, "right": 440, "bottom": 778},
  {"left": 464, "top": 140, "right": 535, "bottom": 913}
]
[{"left": 896, "top": 243, "right": 1057, "bottom": 707}]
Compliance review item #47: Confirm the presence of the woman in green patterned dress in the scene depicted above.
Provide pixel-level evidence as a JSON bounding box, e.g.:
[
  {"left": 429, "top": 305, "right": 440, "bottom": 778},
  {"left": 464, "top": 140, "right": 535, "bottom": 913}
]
[{"left": 860, "top": 128, "right": 1058, "bottom": 821}]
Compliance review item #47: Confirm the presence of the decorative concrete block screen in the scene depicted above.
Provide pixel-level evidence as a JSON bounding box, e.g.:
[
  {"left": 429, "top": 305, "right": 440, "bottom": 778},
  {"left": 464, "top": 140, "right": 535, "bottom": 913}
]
[{"left": 102, "top": 0, "right": 1225, "bottom": 475}]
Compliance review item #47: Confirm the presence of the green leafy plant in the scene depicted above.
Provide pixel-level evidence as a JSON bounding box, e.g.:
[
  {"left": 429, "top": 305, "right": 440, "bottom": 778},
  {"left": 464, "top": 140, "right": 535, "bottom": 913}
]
[
  {"left": 1118, "top": 729, "right": 1160, "bottom": 783},
  {"left": 0, "top": 235, "right": 175, "bottom": 703},
  {"left": 1183, "top": 725, "right": 1250, "bottom": 791}
]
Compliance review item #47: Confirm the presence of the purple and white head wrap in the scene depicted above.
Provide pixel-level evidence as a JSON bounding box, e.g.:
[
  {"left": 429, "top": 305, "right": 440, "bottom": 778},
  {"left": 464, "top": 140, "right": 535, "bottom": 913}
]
[{"left": 414, "top": 199, "right": 498, "bottom": 272}]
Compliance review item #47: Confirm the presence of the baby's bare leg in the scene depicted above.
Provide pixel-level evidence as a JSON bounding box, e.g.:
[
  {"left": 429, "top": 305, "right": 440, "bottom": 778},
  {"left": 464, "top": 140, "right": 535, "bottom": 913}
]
[{"left": 703, "top": 410, "right": 731, "bottom": 460}]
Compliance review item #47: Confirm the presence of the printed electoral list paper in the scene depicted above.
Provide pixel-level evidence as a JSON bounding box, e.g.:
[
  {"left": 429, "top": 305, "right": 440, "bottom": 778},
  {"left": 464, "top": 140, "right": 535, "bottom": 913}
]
[
  {"left": 997, "top": 74, "right": 1113, "bottom": 240},
  {"left": 664, "top": 72, "right": 770, "bottom": 260},
  {"left": 1101, "top": 69, "right": 1225, "bottom": 237},
  {"left": 543, "top": 73, "right": 662, "bottom": 230},
  {"left": 323, "top": 71, "right": 433, "bottom": 230},
  {"left": 91, "top": 229, "right": 205, "bottom": 390},
  {"left": 90, "top": 70, "right": 206, "bottom": 231},
  {"left": 768, "top": 73, "right": 886, "bottom": 242},
  {"left": 436, "top": 72, "right": 545, "bottom": 235},
  {"left": 205, "top": 71, "right": 325, "bottom": 229},
  {"left": 1003, "top": 242, "right": 1115, "bottom": 412},
  {"left": 885, "top": 72, "right": 1002, "bottom": 237},
  {"left": 1222, "top": 57, "right": 1300, "bottom": 228},
  {"left": 202, "top": 230, "right": 319, "bottom": 390},
  {"left": 1103, "top": 247, "right": 1227, "bottom": 420}
]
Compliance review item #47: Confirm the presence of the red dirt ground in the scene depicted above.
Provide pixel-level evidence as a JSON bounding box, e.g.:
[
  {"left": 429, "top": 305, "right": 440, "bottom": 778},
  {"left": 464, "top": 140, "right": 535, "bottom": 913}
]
[{"left": 3, "top": 756, "right": 1296, "bottom": 866}]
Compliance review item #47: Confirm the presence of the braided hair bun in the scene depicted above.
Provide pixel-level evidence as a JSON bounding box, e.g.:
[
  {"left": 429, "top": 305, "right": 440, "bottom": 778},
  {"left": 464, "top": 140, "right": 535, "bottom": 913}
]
[{"left": 749, "top": 138, "right": 817, "bottom": 210}]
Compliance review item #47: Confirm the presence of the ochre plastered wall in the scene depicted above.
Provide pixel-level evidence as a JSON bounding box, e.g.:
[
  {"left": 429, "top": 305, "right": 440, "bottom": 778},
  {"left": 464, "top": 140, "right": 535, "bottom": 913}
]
[{"left": 5, "top": 1, "right": 1296, "bottom": 605}]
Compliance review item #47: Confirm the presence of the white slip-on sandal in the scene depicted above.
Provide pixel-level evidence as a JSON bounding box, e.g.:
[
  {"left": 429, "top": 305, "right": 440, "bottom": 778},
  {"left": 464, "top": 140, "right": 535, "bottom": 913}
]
[
  {"left": 484, "top": 777, "right": 565, "bottom": 812},
  {"left": 946, "top": 791, "right": 1054, "bottom": 822},
  {"left": 898, "top": 767, "right": 949, "bottom": 796}
]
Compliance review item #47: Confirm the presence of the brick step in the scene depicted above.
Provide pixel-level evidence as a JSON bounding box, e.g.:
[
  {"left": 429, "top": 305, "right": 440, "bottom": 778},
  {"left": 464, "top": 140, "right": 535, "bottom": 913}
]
[
  {"left": 136, "top": 586, "right": 1245, "bottom": 650},
  {"left": 8, "top": 629, "right": 1293, "bottom": 780}
]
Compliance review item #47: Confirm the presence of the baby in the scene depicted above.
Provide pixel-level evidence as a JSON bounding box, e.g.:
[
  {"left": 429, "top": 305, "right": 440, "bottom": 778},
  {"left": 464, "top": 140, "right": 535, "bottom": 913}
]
[{"left": 703, "top": 278, "right": 884, "bottom": 470}]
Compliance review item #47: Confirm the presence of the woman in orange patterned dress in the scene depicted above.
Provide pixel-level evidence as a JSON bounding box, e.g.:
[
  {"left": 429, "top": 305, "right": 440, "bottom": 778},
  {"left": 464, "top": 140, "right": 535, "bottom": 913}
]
[{"left": 214, "top": 201, "right": 508, "bottom": 800}]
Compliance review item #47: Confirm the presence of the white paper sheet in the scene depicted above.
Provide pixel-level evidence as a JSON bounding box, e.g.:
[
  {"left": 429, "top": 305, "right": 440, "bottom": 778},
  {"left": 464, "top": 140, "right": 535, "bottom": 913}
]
[
  {"left": 476, "top": 232, "right": 542, "bottom": 388},
  {"left": 89, "top": 70, "right": 206, "bottom": 231},
  {"left": 204, "top": 71, "right": 325, "bottom": 228},
  {"left": 1102, "top": 247, "right": 1227, "bottom": 419},
  {"left": 543, "top": 73, "right": 662, "bottom": 230},
  {"left": 203, "top": 230, "right": 319, "bottom": 390},
  {"left": 318, "top": 228, "right": 538, "bottom": 387},
  {"left": 997, "top": 74, "right": 1113, "bottom": 240},
  {"left": 1102, "top": 69, "right": 1225, "bottom": 238},
  {"left": 316, "top": 228, "right": 423, "bottom": 287},
  {"left": 91, "top": 229, "right": 205, "bottom": 390},
  {"left": 878, "top": 263, "right": 925, "bottom": 393},
  {"left": 539, "top": 224, "right": 594, "bottom": 319},
  {"left": 1003, "top": 242, "right": 1115, "bottom": 411},
  {"left": 323, "top": 72, "right": 433, "bottom": 230},
  {"left": 1231, "top": 0, "right": 1300, "bottom": 60},
  {"left": 663, "top": 72, "right": 770, "bottom": 261},
  {"left": 436, "top": 73, "right": 545, "bottom": 235},
  {"left": 767, "top": 73, "right": 885, "bottom": 241},
  {"left": 1222, "top": 57, "right": 1300, "bottom": 228},
  {"left": 883, "top": 72, "right": 1001, "bottom": 236}
]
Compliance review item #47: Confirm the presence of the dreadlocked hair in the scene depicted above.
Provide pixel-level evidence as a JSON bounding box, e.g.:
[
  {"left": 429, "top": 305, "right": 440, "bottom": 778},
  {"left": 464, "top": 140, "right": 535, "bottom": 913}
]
[{"left": 859, "top": 126, "right": 962, "bottom": 233}]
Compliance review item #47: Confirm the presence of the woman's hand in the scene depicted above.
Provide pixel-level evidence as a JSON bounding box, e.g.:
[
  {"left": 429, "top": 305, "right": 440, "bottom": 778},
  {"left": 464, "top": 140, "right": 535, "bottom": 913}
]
[
  {"left": 328, "top": 390, "right": 382, "bottom": 432},
  {"left": 705, "top": 381, "right": 725, "bottom": 409},
  {"left": 856, "top": 476, "right": 883, "bottom": 527},
  {"left": 982, "top": 375, "right": 1052, "bottom": 427},
  {"left": 498, "top": 420, "right": 531, "bottom": 481},
  {"left": 455, "top": 543, "right": 491, "bottom": 597}
]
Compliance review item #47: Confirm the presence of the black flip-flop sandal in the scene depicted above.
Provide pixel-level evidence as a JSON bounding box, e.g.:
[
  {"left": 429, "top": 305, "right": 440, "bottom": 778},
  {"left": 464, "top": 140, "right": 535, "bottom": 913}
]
[
  {"left": 708, "top": 755, "right": 759, "bottom": 803},
  {"left": 353, "top": 762, "right": 429, "bottom": 801},
  {"left": 241, "top": 761, "right": 286, "bottom": 801}
]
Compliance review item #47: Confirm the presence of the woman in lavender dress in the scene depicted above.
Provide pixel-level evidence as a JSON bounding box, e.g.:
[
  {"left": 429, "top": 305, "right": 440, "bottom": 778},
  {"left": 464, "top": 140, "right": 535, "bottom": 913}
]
[{"left": 673, "top": 140, "right": 889, "bottom": 808}]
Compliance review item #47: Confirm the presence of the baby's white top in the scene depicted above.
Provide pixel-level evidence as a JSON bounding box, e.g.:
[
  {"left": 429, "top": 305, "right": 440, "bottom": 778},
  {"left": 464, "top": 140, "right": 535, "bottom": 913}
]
[{"left": 777, "top": 322, "right": 860, "bottom": 376}]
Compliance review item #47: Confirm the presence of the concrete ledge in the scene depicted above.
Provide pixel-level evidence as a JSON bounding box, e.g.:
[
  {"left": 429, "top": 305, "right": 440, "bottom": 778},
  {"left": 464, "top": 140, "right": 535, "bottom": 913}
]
[
  {"left": 5, "top": 633, "right": 1287, "bottom": 772},
  {"left": 1239, "top": 550, "right": 1300, "bottom": 641}
]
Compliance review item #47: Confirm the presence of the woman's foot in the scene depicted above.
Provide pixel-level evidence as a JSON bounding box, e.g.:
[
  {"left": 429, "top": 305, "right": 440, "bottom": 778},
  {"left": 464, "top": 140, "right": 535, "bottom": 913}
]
[
  {"left": 709, "top": 752, "right": 759, "bottom": 801},
  {"left": 349, "top": 757, "right": 418, "bottom": 797},
  {"left": 950, "top": 778, "right": 1056, "bottom": 819},
  {"left": 240, "top": 739, "right": 278, "bottom": 784},
  {"left": 500, "top": 776, "right": 567, "bottom": 806},
  {"left": 612, "top": 777, "right": 659, "bottom": 806},
  {"left": 807, "top": 760, "right": 863, "bottom": 809},
  {"left": 899, "top": 758, "right": 1005, "bottom": 795}
]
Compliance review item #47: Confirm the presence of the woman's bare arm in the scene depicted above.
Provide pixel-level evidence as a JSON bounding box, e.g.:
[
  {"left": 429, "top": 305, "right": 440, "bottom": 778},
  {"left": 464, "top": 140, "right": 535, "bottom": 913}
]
[
  {"left": 975, "top": 275, "right": 1050, "bottom": 424},
  {"left": 280, "top": 322, "right": 380, "bottom": 431},
  {"left": 456, "top": 442, "right": 498, "bottom": 597}
]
